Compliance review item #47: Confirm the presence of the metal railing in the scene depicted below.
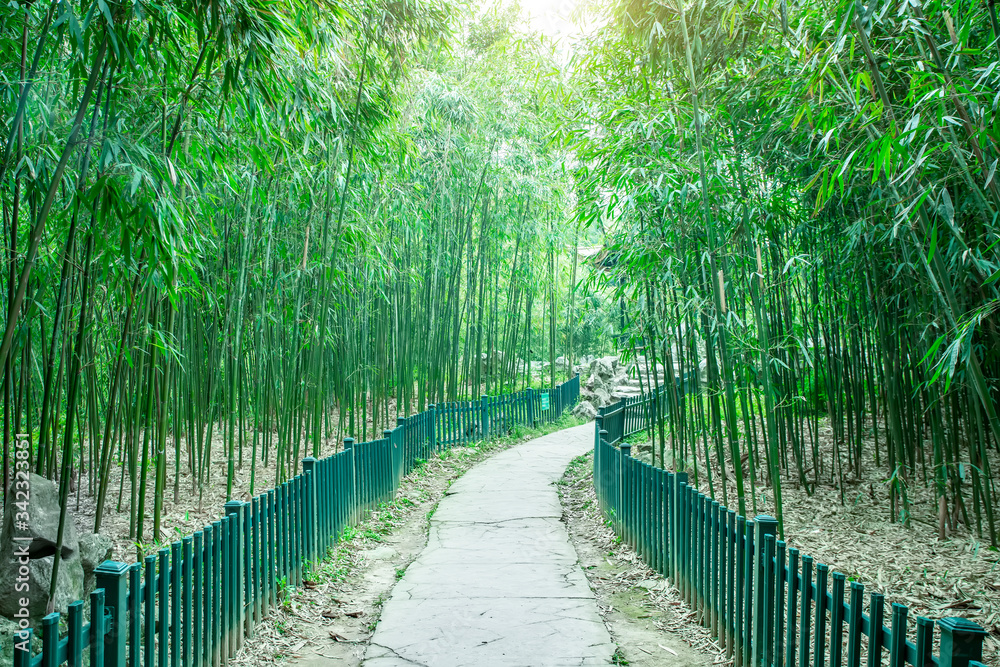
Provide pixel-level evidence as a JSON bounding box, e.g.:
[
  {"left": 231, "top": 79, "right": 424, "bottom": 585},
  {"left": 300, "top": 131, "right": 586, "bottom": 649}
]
[{"left": 594, "top": 390, "right": 989, "bottom": 667}]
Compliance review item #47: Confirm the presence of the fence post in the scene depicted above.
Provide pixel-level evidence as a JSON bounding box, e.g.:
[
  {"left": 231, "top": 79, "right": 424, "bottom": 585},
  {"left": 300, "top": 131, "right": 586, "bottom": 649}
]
[
  {"left": 428, "top": 405, "right": 437, "bottom": 453},
  {"left": 396, "top": 417, "right": 407, "bottom": 473},
  {"left": 618, "top": 442, "right": 629, "bottom": 536},
  {"left": 481, "top": 395, "right": 489, "bottom": 440},
  {"left": 343, "top": 437, "right": 356, "bottom": 523},
  {"left": 598, "top": 428, "right": 609, "bottom": 519},
  {"left": 302, "top": 457, "right": 318, "bottom": 562},
  {"left": 672, "top": 472, "right": 688, "bottom": 590},
  {"left": 90, "top": 589, "right": 105, "bottom": 667},
  {"left": 12, "top": 628, "right": 32, "bottom": 667},
  {"left": 95, "top": 561, "right": 130, "bottom": 667},
  {"left": 224, "top": 501, "right": 246, "bottom": 652},
  {"left": 938, "top": 618, "right": 986, "bottom": 667},
  {"left": 383, "top": 429, "right": 394, "bottom": 497},
  {"left": 752, "top": 515, "right": 778, "bottom": 667},
  {"left": 528, "top": 388, "right": 536, "bottom": 426}
]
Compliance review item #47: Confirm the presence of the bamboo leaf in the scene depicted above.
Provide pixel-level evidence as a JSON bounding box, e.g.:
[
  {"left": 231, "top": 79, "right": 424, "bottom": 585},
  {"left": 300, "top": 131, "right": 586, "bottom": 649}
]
[{"left": 985, "top": 159, "right": 998, "bottom": 189}]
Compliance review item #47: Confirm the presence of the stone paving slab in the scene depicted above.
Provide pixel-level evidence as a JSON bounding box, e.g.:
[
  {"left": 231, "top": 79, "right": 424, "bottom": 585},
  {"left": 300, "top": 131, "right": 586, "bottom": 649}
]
[
  {"left": 390, "top": 559, "right": 592, "bottom": 600},
  {"left": 363, "top": 422, "right": 614, "bottom": 666},
  {"left": 430, "top": 492, "right": 563, "bottom": 523},
  {"left": 421, "top": 519, "right": 579, "bottom": 563},
  {"left": 365, "top": 598, "right": 611, "bottom": 667}
]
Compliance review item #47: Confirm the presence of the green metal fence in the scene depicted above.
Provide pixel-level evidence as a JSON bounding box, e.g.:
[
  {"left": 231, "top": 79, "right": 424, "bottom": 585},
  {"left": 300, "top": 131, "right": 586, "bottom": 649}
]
[
  {"left": 12, "top": 375, "right": 580, "bottom": 667},
  {"left": 594, "top": 388, "right": 990, "bottom": 667}
]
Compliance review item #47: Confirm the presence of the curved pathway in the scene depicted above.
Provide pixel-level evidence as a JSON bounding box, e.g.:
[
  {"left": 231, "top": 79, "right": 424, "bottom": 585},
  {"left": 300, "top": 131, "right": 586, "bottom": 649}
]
[{"left": 363, "top": 422, "right": 615, "bottom": 666}]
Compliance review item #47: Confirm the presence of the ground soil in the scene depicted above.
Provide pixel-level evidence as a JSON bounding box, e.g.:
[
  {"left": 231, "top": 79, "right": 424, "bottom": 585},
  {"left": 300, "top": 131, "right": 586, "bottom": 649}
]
[
  {"left": 558, "top": 452, "right": 723, "bottom": 667},
  {"left": 227, "top": 416, "right": 583, "bottom": 667}
]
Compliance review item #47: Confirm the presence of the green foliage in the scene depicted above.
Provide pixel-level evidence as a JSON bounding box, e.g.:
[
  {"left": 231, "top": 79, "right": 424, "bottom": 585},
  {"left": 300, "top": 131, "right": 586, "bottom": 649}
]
[
  {"left": 562, "top": 0, "right": 1000, "bottom": 543},
  {"left": 0, "top": 0, "right": 609, "bottom": 547}
]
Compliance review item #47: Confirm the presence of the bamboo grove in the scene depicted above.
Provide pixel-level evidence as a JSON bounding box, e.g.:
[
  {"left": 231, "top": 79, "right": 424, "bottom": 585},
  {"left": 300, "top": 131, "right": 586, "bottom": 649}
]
[
  {"left": 565, "top": 0, "right": 1000, "bottom": 546},
  {"left": 0, "top": 1, "right": 609, "bottom": 549}
]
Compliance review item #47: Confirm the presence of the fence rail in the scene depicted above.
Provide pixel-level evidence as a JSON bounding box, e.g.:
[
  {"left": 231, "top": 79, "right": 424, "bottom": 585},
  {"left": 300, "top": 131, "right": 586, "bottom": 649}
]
[
  {"left": 13, "top": 375, "right": 580, "bottom": 667},
  {"left": 594, "top": 388, "right": 989, "bottom": 667}
]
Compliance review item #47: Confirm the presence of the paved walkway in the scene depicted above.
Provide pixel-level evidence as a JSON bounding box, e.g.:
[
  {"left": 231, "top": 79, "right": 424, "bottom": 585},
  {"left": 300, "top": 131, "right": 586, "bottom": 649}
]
[{"left": 363, "top": 422, "right": 615, "bottom": 666}]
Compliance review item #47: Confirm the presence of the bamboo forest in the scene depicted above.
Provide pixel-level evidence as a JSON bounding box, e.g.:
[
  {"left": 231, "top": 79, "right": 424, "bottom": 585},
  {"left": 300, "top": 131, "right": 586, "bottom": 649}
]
[{"left": 2, "top": 0, "right": 1000, "bottom": 665}]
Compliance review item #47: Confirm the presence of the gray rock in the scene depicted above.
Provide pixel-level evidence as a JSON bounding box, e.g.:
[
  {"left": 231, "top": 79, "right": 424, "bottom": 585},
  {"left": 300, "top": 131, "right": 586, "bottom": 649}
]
[
  {"left": 611, "top": 389, "right": 642, "bottom": 400},
  {"left": 591, "top": 358, "right": 615, "bottom": 380},
  {"left": 600, "top": 355, "right": 619, "bottom": 371},
  {"left": 572, "top": 401, "right": 598, "bottom": 421},
  {"left": 593, "top": 387, "right": 612, "bottom": 407},
  {"left": 78, "top": 532, "right": 113, "bottom": 594},
  {"left": 584, "top": 373, "right": 605, "bottom": 391},
  {"left": 0, "top": 473, "right": 85, "bottom": 620},
  {"left": 0, "top": 552, "right": 85, "bottom": 621},
  {"left": 0, "top": 473, "right": 78, "bottom": 559}
]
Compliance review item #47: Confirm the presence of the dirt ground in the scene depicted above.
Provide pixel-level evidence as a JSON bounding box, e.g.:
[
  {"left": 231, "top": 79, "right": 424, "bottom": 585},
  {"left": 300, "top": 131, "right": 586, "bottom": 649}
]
[{"left": 558, "top": 452, "right": 723, "bottom": 667}]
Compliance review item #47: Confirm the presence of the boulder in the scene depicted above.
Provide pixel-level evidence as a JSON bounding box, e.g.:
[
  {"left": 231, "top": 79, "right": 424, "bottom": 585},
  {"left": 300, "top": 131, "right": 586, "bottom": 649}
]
[
  {"left": 593, "top": 387, "right": 612, "bottom": 407},
  {"left": 1, "top": 473, "right": 77, "bottom": 556},
  {"left": 611, "top": 388, "right": 642, "bottom": 400},
  {"left": 78, "top": 532, "right": 113, "bottom": 594},
  {"left": 590, "top": 357, "right": 615, "bottom": 381},
  {"left": 0, "top": 474, "right": 85, "bottom": 620},
  {"left": 600, "top": 355, "right": 620, "bottom": 370},
  {"left": 0, "top": 553, "right": 87, "bottom": 620},
  {"left": 585, "top": 372, "right": 606, "bottom": 391},
  {"left": 572, "top": 400, "right": 598, "bottom": 421}
]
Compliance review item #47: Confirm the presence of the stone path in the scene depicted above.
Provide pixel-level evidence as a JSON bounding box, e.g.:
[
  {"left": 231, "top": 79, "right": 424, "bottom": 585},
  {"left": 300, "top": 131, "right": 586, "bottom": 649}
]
[{"left": 363, "top": 422, "right": 615, "bottom": 666}]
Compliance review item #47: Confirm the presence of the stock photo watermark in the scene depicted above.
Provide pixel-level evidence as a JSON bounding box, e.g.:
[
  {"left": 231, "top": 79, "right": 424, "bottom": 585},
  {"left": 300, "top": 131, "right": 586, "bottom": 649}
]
[{"left": 10, "top": 433, "right": 33, "bottom": 652}]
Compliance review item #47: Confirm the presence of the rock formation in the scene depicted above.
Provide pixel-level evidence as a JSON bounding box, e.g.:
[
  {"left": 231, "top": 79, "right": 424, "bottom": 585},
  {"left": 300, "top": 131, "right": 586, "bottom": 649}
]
[{"left": 0, "top": 473, "right": 85, "bottom": 621}]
